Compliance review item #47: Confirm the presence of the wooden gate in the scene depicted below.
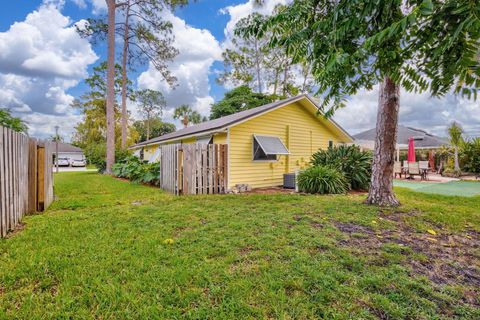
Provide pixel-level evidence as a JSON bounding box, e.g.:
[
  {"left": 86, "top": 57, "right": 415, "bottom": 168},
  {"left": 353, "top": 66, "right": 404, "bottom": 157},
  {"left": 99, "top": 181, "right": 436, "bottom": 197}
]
[
  {"left": 159, "top": 144, "right": 228, "bottom": 195},
  {"left": 0, "top": 126, "right": 55, "bottom": 238},
  {"left": 159, "top": 144, "right": 179, "bottom": 195}
]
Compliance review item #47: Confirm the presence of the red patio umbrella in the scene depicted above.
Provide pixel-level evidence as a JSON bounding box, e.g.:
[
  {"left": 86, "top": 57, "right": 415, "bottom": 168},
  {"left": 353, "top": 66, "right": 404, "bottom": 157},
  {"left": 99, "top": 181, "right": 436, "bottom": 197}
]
[{"left": 407, "top": 137, "right": 416, "bottom": 162}]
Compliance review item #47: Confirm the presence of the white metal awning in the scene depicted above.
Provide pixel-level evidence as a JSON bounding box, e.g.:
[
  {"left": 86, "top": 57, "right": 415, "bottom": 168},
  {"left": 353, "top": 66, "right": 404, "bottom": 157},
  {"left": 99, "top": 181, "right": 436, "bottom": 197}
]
[
  {"left": 148, "top": 147, "right": 161, "bottom": 163},
  {"left": 253, "top": 135, "right": 290, "bottom": 155},
  {"left": 196, "top": 135, "right": 213, "bottom": 145}
]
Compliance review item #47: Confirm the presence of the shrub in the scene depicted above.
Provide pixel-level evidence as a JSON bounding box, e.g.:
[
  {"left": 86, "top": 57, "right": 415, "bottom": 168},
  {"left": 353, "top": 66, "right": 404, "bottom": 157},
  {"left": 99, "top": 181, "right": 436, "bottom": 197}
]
[
  {"left": 84, "top": 143, "right": 131, "bottom": 173},
  {"left": 311, "top": 145, "right": 372, "bottom": 190},
  {"left": 442, "top": 167, "right": 462, "bottom": 178},
  {"left": 462, "top": 138, "right": 480, "bottom": 174},
  {"left": 112, "top": 156, "right": 160, "bottom": 186},
  {"left": 297, "top": 166, "right": 349, "bottom": 194}
]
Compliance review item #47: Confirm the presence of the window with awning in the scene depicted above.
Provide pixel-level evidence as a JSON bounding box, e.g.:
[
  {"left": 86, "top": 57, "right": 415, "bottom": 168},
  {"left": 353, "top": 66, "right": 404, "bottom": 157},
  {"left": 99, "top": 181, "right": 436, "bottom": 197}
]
[
  {"left": 196, "top": 135, "right": 213, "bottom": 145},
  {"left": 253, "top": 135, "right": 290, "bottom": 161}
]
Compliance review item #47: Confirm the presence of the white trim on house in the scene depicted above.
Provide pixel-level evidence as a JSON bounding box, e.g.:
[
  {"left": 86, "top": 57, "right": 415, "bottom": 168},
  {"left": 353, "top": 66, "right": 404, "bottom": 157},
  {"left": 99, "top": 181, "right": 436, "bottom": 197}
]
[{"left": 138, "top": 128, "right": 228, "bottom": 147}]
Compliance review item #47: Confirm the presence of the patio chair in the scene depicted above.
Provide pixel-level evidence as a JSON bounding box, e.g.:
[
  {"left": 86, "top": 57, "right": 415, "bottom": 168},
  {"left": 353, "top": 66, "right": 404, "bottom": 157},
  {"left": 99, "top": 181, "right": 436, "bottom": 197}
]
[
  {"left": 402, "top": 160, "right": 409, "bottom": 176},
  {"left": 408, "top": 162, "right": 420, "bottom": 179},
  {"left": 394, "top": 161, "right": 402, "bottom": 178},
  {"left": 419, "top": 161, "right": 429, "bottom": 180}
]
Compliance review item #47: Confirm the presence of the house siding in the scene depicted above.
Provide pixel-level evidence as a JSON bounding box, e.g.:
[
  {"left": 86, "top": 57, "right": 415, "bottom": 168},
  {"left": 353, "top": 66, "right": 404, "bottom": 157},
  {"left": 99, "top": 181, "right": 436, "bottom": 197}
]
[{"left": 228, "top": 101, "right": 345, "bottom": 189}]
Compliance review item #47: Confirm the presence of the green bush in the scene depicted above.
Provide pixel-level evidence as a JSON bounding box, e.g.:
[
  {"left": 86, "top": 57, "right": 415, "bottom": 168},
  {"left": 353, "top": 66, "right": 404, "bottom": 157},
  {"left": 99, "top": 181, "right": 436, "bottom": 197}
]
[
  {"left": 112, "top": 156, "right": 160, "bottom": 186},
  {"left": 462, "top": 138, "right": 480, "bottom": 174},
  {"left": 84, "top": 143, "right": 131, "bottom": 173},
  {"left": 311, "top": 145, "right": 372, "bottom": 190},
  {"left": 442, "top": 167, "right": 462, "bottom": 178},
  {"left": 297, "top": 166, "right": 349, "bottom": 194}
]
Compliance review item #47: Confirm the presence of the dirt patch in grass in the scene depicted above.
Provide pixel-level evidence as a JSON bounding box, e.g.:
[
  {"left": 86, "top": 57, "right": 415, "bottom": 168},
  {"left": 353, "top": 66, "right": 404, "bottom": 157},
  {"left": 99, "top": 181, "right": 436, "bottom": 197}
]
[
  {"left": 334, "top": 215, "right": 480, "bottom": 293},
  {"left": 247, "top": 187, "right": 296, "bottom": 194}
]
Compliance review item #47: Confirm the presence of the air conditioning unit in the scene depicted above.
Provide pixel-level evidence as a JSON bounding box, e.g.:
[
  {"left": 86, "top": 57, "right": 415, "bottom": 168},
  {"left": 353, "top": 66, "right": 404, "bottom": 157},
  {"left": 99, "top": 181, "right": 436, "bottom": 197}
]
[{"left": 283, "top": 173, "right": 297, "bottom": 189}]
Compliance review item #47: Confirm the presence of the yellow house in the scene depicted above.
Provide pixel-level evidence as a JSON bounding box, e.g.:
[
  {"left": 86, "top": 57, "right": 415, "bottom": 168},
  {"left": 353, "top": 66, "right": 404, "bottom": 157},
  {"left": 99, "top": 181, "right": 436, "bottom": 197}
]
[{"left": 131, "top": 95, "right": 353, "bottom": 189}]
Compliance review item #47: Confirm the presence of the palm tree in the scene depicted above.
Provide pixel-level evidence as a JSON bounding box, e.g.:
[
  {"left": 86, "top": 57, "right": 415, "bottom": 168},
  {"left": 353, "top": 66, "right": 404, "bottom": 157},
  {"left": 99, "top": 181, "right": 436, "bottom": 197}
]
[
  {"left": 173, "top": 105, "right": 203, "bottom": 128},
  {"left": 448, "top": 122, "right": 464, "bottom": 172}
]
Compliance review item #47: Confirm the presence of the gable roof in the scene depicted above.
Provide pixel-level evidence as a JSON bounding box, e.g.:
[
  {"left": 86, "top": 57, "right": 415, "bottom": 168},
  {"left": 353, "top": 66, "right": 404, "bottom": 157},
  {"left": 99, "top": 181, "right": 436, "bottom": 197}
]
[
  {"left": 354, "top": 125, "right": 448, "bottom": 148},
  {"left": 57, "top": 142, "right": 83, "bottom": 153},
  {"left": 131, "top": 95, "right": 353, "bottom": 148}
]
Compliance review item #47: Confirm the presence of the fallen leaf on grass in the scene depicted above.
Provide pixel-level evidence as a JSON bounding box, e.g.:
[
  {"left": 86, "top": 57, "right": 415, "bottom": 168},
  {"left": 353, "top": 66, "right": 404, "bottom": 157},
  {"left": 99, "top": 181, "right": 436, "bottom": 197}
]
[
  {"left": 426, "top": 237, "right": 437, "bottom": 242},
  {"left": 163, "top": 239, "right": 175, "bottom": 245},
  {"left": 427, "top": 229, "right": 437, "bottom": 235}
]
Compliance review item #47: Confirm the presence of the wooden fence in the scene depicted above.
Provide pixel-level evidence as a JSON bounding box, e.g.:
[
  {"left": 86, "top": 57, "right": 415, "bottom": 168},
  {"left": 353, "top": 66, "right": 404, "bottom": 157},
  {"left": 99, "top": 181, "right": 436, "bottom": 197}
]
[
  {"left": 159, "top": 143, "right": 228, "bottom": 195},
  {"left": 0, "top": 126, "right": 54, "bottom": 238}
]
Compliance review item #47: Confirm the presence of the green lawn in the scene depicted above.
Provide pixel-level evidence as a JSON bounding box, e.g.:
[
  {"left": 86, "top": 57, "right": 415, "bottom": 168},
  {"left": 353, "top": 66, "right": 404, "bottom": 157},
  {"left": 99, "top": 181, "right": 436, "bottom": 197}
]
[
  {"left": 0, "top": 172, "right": 478, "bottom": 319},
  {"left": 394, "top": 180, "right": 480, "bottom": 197}
]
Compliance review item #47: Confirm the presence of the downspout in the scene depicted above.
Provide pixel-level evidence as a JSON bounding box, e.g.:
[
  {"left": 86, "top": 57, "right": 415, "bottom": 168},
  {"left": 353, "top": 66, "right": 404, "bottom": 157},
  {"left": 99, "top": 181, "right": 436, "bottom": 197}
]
[
  {"left": 226, "top": 128, "right": 231, "bottom": 190},
  {"left": 286, "top": 125, "right": 290, "bottom": 173}
]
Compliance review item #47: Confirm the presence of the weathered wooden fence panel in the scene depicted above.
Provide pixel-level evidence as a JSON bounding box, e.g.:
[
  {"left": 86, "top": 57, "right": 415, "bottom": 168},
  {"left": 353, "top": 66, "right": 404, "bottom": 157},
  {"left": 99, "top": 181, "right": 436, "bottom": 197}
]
[
  {"left": 159, "top": 143, "right": 228, "bottom": 195},
  {"left": 38, "top": 142, "right": 54, "bottom": 211},
  {"left": 159, "top": 144, "right": 179, "bottom": 195},
  {"left": 0, "top": 126, "right": 54, "bottom": 238}
]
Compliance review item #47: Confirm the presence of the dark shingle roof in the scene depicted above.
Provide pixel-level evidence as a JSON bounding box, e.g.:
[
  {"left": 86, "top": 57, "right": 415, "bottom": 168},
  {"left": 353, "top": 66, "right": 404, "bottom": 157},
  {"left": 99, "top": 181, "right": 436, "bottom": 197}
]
[
  {"left": 131, "top": 94, "right": 352, "bottom": 148},
  {"left": 354, "top": 125, "right": 448, "bottom": 148},
  {"left": 57, "top": 142, "right": 83, "bottom": 153}
]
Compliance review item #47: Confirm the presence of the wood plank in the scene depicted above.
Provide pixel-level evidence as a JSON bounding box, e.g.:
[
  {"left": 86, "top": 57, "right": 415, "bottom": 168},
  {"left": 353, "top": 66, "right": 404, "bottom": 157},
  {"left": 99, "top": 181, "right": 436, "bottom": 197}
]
[
  {"left": 7, "top": 128, "right": 13, "bottom": 231},
  {"left": 37, "top": 146, "right": 45, "bottom": 211},
  {"left": 208, "top": 144, "right": 213, "bottom": 194},
  {"left": 201, "top": 145, "right": 207, "bottom": 194},
  {"left": 195, "top": 144, "right": 200, "bottom": 195},
  {"left": 222, "top": 144, "right": 228, "bottom": 193},
  {"left": 0, "top": 127, "right": 5, "bottom": 237},
  {"left": 27, "top": 139, "right": 37, "bottom": 213}
]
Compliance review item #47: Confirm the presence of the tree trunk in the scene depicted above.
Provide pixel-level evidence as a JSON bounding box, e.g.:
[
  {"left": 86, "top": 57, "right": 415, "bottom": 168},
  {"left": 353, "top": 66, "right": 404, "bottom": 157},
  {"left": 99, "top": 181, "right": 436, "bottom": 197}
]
[
  {"left": 282, "top": 60, "right": 289, "bottom": 96},
  {"left": 183, "top": 116, "right": 188, "bottom": 128},
  {"left": 273, "top": 69, "right": 279, "bottom": 96},
  {"left": 254, "top": 38, "right": 262, "bottom": 93},
  {"left": 301, "top": 63, "right": 309, "bottom": 93},
  {"left": 120, "top": 1, "right": 130, "bottom": 149},
  {"left": 105, "top": 0, "right": 116, "bottom": 174},
  {"left": 146, "top": 118, "right": 150, "bottom": 141},
  {"left": 365, "top": 76, "right": 401, "bottom": 206},
  {"left": 454, "top": 147, "right": 460, "bottom": 171}
]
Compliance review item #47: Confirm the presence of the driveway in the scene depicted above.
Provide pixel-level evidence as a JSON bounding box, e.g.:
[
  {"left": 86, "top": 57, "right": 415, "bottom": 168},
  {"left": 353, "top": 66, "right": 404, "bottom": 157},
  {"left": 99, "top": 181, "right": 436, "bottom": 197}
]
[{"left": 56, "top": 166, "right": 90, "bottom": 172}]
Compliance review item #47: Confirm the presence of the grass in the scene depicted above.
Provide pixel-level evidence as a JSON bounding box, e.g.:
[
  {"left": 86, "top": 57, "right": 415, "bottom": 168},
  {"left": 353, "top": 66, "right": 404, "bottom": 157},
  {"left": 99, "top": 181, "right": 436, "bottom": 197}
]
[
  {"left": 394, "top": 180, "right": 480, "bottom": 197},
  {"left": 0, "top": 172, "right": 478, "bottom": 319}
]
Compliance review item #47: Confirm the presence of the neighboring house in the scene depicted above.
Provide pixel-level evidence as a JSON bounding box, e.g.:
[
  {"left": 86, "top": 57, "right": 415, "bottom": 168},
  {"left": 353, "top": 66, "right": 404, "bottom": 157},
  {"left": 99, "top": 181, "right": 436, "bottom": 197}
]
[
  {"left": 353, "top": 125, "right": 448, "bottom": 150},
  {"left": 130, "top": 95, "right": 353, "bottom": 189},
  {"left": 56, "top": 142, "right": 85, "bottom": 161}
]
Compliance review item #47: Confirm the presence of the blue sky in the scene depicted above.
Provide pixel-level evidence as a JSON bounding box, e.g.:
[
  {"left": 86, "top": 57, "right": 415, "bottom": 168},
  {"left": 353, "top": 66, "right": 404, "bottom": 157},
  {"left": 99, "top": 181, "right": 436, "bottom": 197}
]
[
  {"left": 0, "top": 0, "right": 478, "bottom": 140},
  {"left": 0, "top": 0, "right": 235, "bottom": 105}
]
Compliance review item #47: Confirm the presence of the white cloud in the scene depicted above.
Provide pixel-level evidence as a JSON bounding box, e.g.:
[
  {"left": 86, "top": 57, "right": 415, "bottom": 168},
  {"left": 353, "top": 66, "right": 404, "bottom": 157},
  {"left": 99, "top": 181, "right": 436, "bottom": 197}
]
[
  {"left": 334, "top": 86, "right": 480, "bottom": 139},
  {"left": 0, "top": 3, "right": 98, "bottom": 140},
  {"left": 137, "top": 10, "right": 222, "bottom": 127},
  {"left": 221, "top": 0, "right": 290, "bottom": 41},
  {"left": 90, "top": 0, "right": 107, "bottom": 14},
  {"left": 21, "top": 112, "right": 83, "bottom": 139},
  {"left": 72, "top": 0, "right": 87, "bottom": 9}
]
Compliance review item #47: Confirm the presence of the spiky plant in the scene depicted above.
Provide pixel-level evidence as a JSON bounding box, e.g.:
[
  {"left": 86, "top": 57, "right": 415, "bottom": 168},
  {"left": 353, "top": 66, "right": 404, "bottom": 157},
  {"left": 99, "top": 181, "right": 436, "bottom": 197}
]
[
  {"left": 297, "top": 166, "right": 349, "bottom": 194},
  {"left": 311, "top": 145, "right": 372, "bottom": 190}
]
